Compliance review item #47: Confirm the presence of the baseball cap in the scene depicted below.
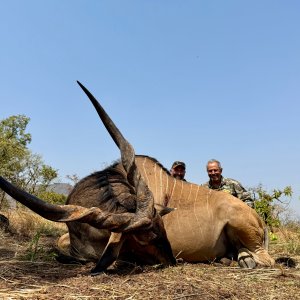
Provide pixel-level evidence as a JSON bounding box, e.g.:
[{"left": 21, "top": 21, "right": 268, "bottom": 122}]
[{"left": 172, "top": 161, "right": 186, "bottom": 169}]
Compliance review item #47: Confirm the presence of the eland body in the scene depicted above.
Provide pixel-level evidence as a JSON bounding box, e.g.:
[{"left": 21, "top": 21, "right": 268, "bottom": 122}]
[{"left": 0, "top": 82, "right": 274, "bottom": 275}]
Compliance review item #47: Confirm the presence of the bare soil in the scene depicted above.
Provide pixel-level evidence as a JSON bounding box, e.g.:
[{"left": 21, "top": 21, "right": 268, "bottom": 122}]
[{"left": 0, "top": 230, "right": 299, "bottom": 300}]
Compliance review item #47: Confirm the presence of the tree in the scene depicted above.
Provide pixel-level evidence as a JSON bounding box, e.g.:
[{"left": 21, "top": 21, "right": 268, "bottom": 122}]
[
  {"left": 0, "top": 115, "right": 59, "bottom": 208},
  {"left": 66, "top": 174, "right": 80, "bottom": 185},
  {"left": 251, "top": 185, "right": 293, "bottom": 231},
  {"left": 0, "top": 115, "right": 31, "bottom": 180}
]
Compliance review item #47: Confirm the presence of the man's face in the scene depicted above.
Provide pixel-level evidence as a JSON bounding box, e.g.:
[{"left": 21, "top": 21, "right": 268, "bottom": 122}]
[
  {"left": 171, "top": 166, "right": 186, "bottom": 180},
  {"left": 207, "top": 162, "right": 222, "bottom": 183}
]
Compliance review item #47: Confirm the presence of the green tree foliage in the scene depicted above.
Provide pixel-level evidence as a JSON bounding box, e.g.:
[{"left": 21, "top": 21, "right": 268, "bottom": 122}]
[
  {"left": 0, "top": 115, "right": 31, "bottom": 181},
  {"left": 0, "top": 115, "right": 61, "bottom": 207},
  {"left": 251, "top": 185, "right": 293, "bottom": 230},
  {"left": 37, "top": 190, "right": 66, "bottom": 205},
  {"left": 16, "top": 153, "right": 58, "bottom": 195}
]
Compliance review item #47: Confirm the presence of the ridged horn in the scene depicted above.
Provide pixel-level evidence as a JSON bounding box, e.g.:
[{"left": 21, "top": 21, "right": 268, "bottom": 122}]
[
  {"left": 77, "top": 81, "right": 154, "bottom": 225},
  {"left": 0, "top": 176, "right": 93, "bottom": 222},
  {"left": 0, "top": 176, "right": 138, "bottom": 231},
  {"left": 77, "top": 81, "right": 134, "bottom": 173}
]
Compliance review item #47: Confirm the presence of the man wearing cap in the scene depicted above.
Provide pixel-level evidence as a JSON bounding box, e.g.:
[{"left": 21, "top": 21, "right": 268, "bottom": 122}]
[
  {"left": 170, "top": 161, "right": 186, "bottom": 181},
  {"left": 202, "top": 159, "right": 254, "bottom": 208}
]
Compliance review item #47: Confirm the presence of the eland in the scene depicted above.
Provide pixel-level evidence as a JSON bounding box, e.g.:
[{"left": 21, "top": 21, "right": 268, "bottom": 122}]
[{"left": 0, "top": 82, "right": 275, "bottom": 275}]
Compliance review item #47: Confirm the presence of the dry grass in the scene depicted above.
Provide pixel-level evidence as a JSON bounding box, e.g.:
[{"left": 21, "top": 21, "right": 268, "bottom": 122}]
[
  {"left": 272, "top": 225, "right": 300, "bottom": 256},
  {"left": 0, "top": 210, "right": 299, "bottom": 299},
  {"left": 4, "top": 209, "right": 67, "bottom": 237}
]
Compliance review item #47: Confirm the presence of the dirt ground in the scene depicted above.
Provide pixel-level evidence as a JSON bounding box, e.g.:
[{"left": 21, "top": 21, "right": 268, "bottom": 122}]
[{"left": 1, "top": 230, "right": 300, "bottom": 300}]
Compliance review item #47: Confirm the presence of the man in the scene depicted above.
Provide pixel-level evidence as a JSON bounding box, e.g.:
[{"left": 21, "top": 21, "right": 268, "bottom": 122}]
[
  {"left": 203, "top": 159, "right": 254, "bottom": 208},
  {"left": 170, "top": 161, "right": 186, "bottom": 181}
]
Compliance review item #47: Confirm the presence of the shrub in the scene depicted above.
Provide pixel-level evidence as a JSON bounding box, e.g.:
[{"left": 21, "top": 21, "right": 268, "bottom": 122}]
[
  {"left": 37, "top": 190, "right": 67, "bottom": 205},
  {"left": 251, "top": 185, "right": 292, "bottom": 230}
]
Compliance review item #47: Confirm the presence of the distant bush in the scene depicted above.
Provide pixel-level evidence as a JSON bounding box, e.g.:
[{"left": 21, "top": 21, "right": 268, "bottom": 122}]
[
  {"left": 37, "top": 190, "right": 67, "bottom": 205},
  {"left": 251, "top": 185, "right": 293, "bottom": 230}
]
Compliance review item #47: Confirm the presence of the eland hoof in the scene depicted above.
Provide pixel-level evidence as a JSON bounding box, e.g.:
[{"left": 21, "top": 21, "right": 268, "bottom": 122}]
[
  {"left": 90, "top": 267, "right": 105, "bottom": 276},
  {"left": 238, "top": 248, "right": 256, "bottom": 269},
  {"left": 238, "top": 255, "right": 256, "bottom": 268}
]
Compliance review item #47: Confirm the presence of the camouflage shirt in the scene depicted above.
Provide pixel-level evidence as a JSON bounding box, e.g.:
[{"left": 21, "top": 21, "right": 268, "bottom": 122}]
[{"left": 202, "top": 176, "right": 254, "bottom": 208}]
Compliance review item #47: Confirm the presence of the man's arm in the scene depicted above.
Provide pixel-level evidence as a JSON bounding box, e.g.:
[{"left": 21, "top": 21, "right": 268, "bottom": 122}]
[{"left": 232, "top": 180, "right": 254, "bottom": 208}]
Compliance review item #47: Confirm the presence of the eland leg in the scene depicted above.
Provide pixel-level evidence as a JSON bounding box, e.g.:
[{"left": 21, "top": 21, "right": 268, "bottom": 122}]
[
  {"left": 56, "top": 233, "right": 88, "bottom": 264},
  {"left": 226, "top": 210, "right": 275, "bottom": 268},
  {"left": 91, "top": 232, "right": 125, "bottom": 276}
]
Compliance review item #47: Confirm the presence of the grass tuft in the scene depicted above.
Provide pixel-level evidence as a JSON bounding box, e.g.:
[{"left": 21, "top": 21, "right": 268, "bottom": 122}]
[{"left": 4, "top": 208, "right": 67, "bottom": 238}]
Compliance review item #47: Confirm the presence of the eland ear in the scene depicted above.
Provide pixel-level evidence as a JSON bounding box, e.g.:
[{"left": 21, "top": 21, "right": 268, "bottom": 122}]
[{"left": 154, "top": 203, "right": 176, "bottom": 217}]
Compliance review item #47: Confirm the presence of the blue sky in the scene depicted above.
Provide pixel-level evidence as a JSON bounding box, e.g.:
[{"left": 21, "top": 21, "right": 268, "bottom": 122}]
[{"left": 1, "top": 1, "right": 300, "bottom": 218}]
